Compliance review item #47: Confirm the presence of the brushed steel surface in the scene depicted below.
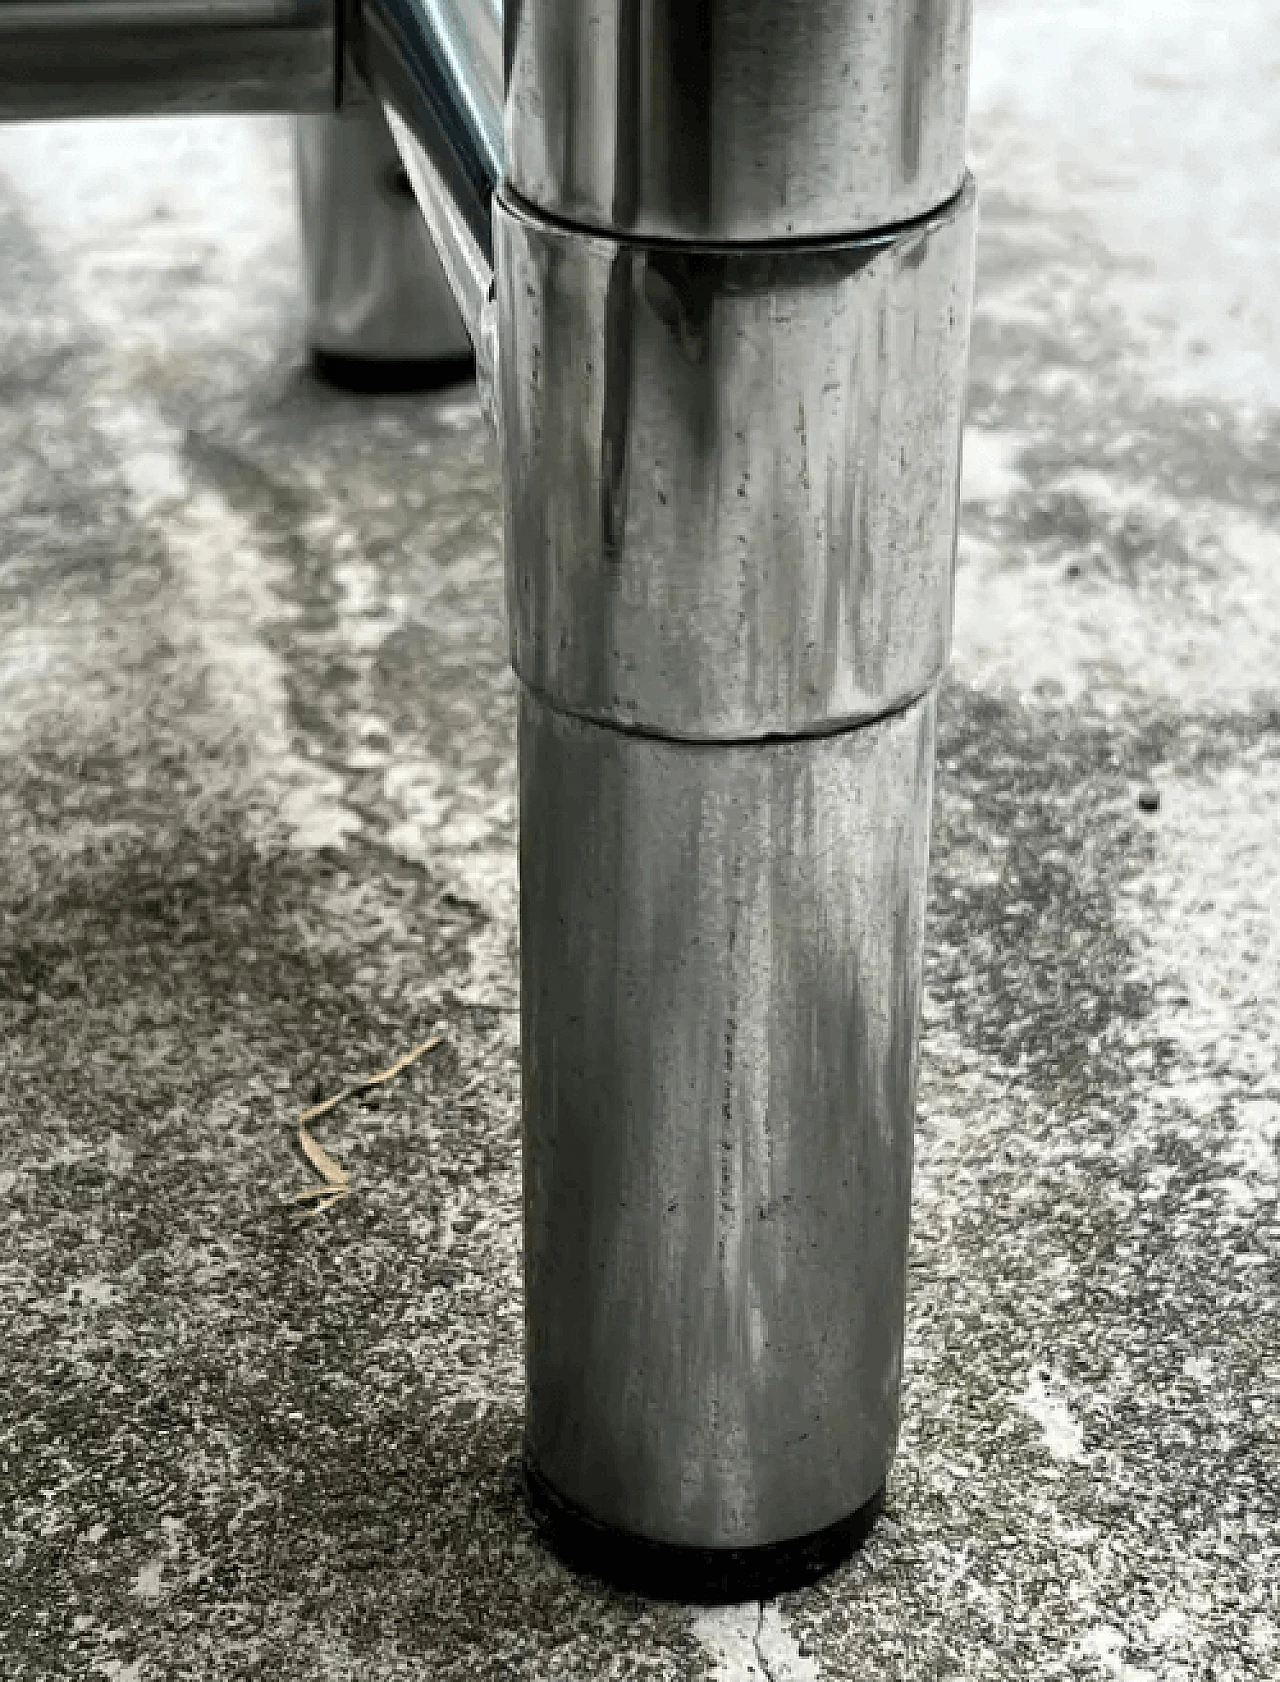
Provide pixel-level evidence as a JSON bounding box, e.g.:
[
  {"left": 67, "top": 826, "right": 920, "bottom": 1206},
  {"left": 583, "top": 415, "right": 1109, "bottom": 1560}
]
[
  {"left": 0, "top": 0, "right": 335, "bottom": 120},
  {"left": 521, "top": 685, "right": 936, "bottom": 1549},
  {"left": 505, "top": 0, "right": 972, "bottom": 240},
  {"left": 497, "top": 181, "right": 975, "bottom": 740},
  {"left": 296, "top": 104, "right": 471, "bottom": 363}
]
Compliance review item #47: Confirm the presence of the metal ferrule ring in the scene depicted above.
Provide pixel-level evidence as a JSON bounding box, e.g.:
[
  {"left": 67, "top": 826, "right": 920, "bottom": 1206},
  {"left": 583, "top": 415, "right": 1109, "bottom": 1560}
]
[
  {"left": 505, "top": 0, "right": 973, "bottom": 242},
  {"left": 497, "top": 179, "right": 976, "bottom": 742}
]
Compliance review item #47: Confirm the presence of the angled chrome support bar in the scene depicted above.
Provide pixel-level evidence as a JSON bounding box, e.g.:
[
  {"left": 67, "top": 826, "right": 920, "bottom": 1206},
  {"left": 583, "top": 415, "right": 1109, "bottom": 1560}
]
[{"left": 352, "top": 0, "right": 502, "bottom": 394}]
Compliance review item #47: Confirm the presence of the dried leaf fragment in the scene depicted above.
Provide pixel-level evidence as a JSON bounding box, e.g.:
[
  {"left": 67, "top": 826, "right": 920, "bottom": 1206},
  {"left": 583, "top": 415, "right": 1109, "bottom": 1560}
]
[
  {"left": 297, "top": 1124, "right": 349, "bottom": 1189},
  {"left": 297, "top": 1030, "right": 446, "bottom": 1130},
  {"left": 285, "top": 1029, "right": 446, "bottom": 1218},
  {"left": 293, "top": 1187, "right": 351, "bottom": 1221},
  {"left": 286, "top": 1183, "right": 345, "bottom": 1203}
]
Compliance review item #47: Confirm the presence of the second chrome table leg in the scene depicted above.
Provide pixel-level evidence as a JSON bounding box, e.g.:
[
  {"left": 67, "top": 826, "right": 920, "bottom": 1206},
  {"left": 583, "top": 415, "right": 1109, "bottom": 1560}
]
[{"left": 294, "top": 102, "right": 472, "bottom": 388}]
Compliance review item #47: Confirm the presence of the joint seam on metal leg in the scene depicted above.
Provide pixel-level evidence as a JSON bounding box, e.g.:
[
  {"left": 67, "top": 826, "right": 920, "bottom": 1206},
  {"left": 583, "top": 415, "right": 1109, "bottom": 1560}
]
[{"left": 514, "top": 673, "right": 943, "bottom": 750}]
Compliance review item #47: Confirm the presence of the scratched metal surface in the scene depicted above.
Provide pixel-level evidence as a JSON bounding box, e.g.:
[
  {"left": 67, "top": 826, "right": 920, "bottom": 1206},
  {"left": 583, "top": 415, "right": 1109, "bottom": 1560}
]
[{"left": 1, "top": 3, "right": 1277, "bottom": 1677}]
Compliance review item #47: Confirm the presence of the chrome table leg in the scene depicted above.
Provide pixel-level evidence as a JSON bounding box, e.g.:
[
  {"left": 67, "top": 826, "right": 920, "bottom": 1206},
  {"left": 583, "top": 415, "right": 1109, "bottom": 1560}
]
[
  {"left": 496, "top": 138, "right": 975, "bottom": 1594},
  {"left": 295, "top": 103, "right": 473, "bottom": 389}
]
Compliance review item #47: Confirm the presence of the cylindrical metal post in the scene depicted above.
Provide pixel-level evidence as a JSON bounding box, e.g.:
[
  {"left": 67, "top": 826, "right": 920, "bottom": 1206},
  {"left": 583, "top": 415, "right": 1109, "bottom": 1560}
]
[
  {"left": 0, "top": 0, "right": 337, "bottom": 120},
  {"left": 520, "top": 690, "right": 936, "bottom": 1573},
  {"left": 295, "top": 103, "right": 473, "bottom": 386},
  {"left": 501, "top": 0, "right": 976, "bottom": 1597}
]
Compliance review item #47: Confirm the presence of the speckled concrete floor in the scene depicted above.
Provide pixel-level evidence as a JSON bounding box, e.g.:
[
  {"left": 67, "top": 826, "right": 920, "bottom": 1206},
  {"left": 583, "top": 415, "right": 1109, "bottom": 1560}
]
[{"left": 1, "top": 5, "right": 1276, "bottom": 1680}]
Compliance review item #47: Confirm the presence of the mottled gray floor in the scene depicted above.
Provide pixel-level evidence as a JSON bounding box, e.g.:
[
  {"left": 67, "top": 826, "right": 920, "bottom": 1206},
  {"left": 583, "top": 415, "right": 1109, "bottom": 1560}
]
[{"left": 1, "top": 4, "right": 1276, "bottom": 1680}]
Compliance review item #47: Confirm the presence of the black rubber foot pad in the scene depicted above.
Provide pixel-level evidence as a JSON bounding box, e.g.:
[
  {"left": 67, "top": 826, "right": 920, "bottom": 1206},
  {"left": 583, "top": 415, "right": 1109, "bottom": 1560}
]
[
  {"left": 308, "top": 349, "right": 475, "bottom": 395},
  {"left": 523, "top": 1456, "right": 885, "bottom": 1603}
]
